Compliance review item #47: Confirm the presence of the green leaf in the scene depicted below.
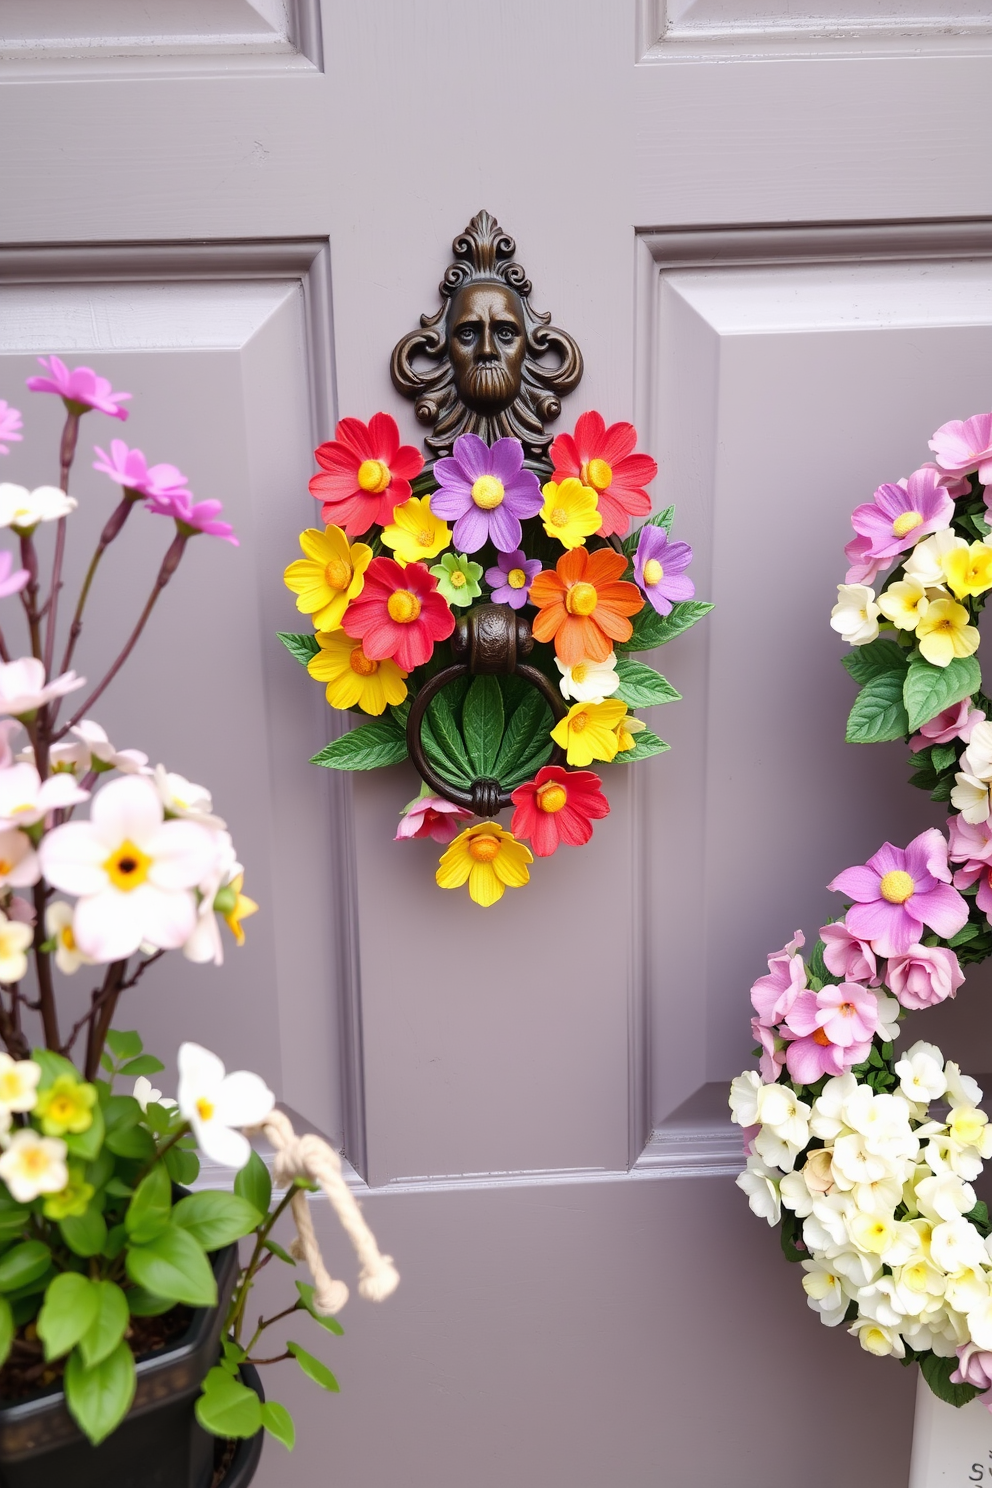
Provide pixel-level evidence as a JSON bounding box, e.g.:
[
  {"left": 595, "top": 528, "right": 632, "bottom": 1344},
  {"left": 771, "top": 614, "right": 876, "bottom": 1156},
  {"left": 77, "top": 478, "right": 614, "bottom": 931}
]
[
  {"left": 37, "top": 1273, "right": 98, "bottom": 1361},
  {"left": 462, "top": 675, "right": 504, "bottom": 777},
  {"left": 921, "top": 1349, "right": 980, "bottom": 1407},
  {"left": 125, "top": 1225, "right": 217, "bottom": 1308},
  {"left": 608, "top": 726, "right": 670, "bottom": 763},
  {"left": 295, "top": 1281, "right": 344, "bottom": 1334},
  {"left": 0, "top": 1199, "right": 31, "bottom": 1238},
  {"left": 492, "top": 687, "right": 552, "bottom": 784},
  {"left": 261, "top": 1400, "right": 295, "bottom": 1451},
  {"left": 196, "top": 1366, "right": 262, "bottom": 1439},
  {"left": 425, "top": 689, "right": 474, "bottom": 784},
  {"left": 118, "top": 1055, "right": 165, "bottom": 1077},
  {"left": 0, "top": 1241, "right": 50, "bottom": 1292},
  {"left": 949, "top": 922, "right": 981, "bottom": 947},
  {"left": 235, "top": 1150, "right": 272, "bottom": 1216},
  {"left": 310, "top": 718, "right": 408, "bottom": 770},
  {"left": 102, "top": 1223, "right": 127, "bottom": 1260},
  {"left": 622, "top": 506, "right": 674, "bottom": 556},
  {"left": 78, "top": 1281, "right": 129, "bottom": 1369},
  {"left": 102, "top": 1094, "right": 142, "bottom": 1132},
  {"left": 164, "top": 1145, "right": 200, "bottom": 1186},
  {"left": 64, "top": 1101, "right": 105, "bottom": 1163},
  {"left": 966, "top": 1200, "right": 992, "bottom": 1238},
  {"left": 930, "top": 742, "right": 959, "bottom": 773},
  {"left": 616, "top": 600, "right": 713, "bottom": 652},
  {"left": 262, "top": 1238, "right": 296, "bottom": 1266},
  {"left": 287, "top": 1341, "right": 339, "bottom": 1392},
  {"left": 614, "top": 658, "right": 681, "bottom": 708},
  {"left": 32, "top": 1047, "right": 82, "bottom": 1089},
  {"left": 845, "top": 672, "right": 909, "bottom": 743},
  {"left": 841, "top": 638, "right": 908, "bottom": 685},
  {"left": 105, "top": 1030, "right": 143, "bottom": 1061},
  {"left": 904, "top": 654, "right": 982, "bottom": 734},
  {"left": 0, "top": 1296, "right": 13, "bottom": 1368},
  {"left": 142, "top": 1101, "right": 174, "bottom": 1137},
  {"left": 65, "top": 1341, "right": 136, "bottom": 1445},
  {"left": 125, "top": 1287, "right": 173, "bottom": 1316},
  {"left": 105, "top": 1123, "right": 155, "bottom": 1161},
  {"left": 60, "top": 1206, "right": 108, "bottom": 1259},
  {"left": 277, "top": 631, "right": 320, "bottom": 667},
  {"left": 125, "top": 1163, "right": 172, "bottom": 1245},
  {"left": 172, "top": 1192, "right": 262, "bottom": 1250}
]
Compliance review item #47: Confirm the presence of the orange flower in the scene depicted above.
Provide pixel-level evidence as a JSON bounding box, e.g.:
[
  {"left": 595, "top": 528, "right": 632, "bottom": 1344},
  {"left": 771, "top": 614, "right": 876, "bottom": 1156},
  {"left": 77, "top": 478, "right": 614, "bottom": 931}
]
[{"left": 529, "top": 547, "right": 643, "bottom": 665}]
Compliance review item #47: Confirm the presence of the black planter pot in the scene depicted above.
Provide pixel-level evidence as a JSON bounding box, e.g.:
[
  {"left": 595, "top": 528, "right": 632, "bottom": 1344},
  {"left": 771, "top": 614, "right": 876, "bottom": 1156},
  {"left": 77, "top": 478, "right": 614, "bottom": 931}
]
[
  {"left": 0, "top": 1243, "right": 262, "bottom": 1488},
  {"left": 214, "top": 1365, "right": 264, "bottom": 1488}
]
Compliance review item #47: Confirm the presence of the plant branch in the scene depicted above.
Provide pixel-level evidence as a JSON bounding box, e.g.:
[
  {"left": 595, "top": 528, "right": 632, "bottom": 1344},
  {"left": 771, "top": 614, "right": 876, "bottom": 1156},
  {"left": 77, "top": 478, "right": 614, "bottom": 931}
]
[
  {"left": 18, "top": 535, "right": 41, "bottom": 663},
  {"left": 58, "top": 493, "right": 142, "bottom": 683},
  {"left": 244, "top": 1301, "right": 302, "bottom": 1356},
  {"left": 42, "top": 411, "right": 80, "bottom": 681},
  {"left": 30, "top": 883, "right": 59, "bottom": 1051},
  {"left": 84, "top": 958, "right": 128, "bottom": 1079},
  {"left": 245, "top": 1352, "right": 291, "bottom": 1366},
  {"left": 227, "top": 1188, "right": 296, "bottom": 1344},
  {"left": 64, "top": 949, "right": 164, "bottom": 1059}
]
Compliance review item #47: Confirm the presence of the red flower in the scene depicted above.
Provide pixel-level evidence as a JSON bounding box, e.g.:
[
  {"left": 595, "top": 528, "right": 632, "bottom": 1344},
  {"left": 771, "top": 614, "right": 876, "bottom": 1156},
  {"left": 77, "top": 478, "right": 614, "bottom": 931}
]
[
  {"left": 309, "top": 414, "right": 424, "bottom": 537},
  {"left": 550, "top": 411, "right": 657, "bottom": 539},
  {"left": 344, "top": 557, "right": 454, "bottom": 671},
  {"left": 510, "top": 765, "right": 609, "bottom": 857}
]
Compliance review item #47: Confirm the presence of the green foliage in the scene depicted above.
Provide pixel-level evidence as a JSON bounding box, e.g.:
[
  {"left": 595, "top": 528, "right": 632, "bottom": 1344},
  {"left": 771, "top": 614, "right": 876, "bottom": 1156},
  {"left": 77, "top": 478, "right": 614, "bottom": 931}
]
[
  {"left": 163, "top": 1143, "right": 200, "bottom": 1186},
  {"left": 614, "top": 657, "right": 681, "bottom": 708},
  {"left": 0, "top": 1296, "right": 13, "bottom": 1368},
  {"left": 78, "top": 1281, "right": 129, "bottom": 1369},
  {"left": 920, "top": 1350, "right": 980, "bottom": 1407},
  {"left": 104, "top": 1031, "right": 143, "bottom": 1061},
  {"left": 845, "top": 672, "right": 910, "bottom": 743},
  {"left": 903, "top": 654, "right": 981, "bottom": 734},
  {"left": 462, "top": 676, "right": 504, "bottom": 777},
  {"left": 60, "top": 1206, "right": 108, "bottom": 1258},
  {"left": 608, "top": 727, "right": 670, "bottom": 763},
  {"left": 616, "top": 599, "right": 713, "bottom": 652},
  {"left": 65, "top": 1341, "right": 137, "bottom": 1445},
  {"left": 296, "top": 1281, "right": 345, "bottom": 1334},
  {"left": 287, "top": 1340, "right": 339, "bottom": 1392},
  {"left": 0, "top": 1241, "right": 51, "bottom": 1292},
  {"left": 235, "top": 1150, "right": 272, "bottom": 1216},
  {"left": 426, "top": 688, "right": 474, "bottom": 784},
  {"left": 263, "top": 1238, "right": 296, "bottom": 1266},
  {"left": 171, "top": 1192, "right": 262, "bottom": 1250},
  {"left": 930, "top": 742, "right": 958, "bottom": 773},
  {"left": 277, "top": 631, "right": 321, "bottom": 667},
  {"left": 622, "top": 506, "right": 674, "bottom": 556},
  {"left": 261, "top": 1400, "right": 296, "bottom": 1451},
  {"left": 196, "top": 1366, "right": 263, "bottom": 1438},
  {"left": 125, "top": 1225, "right": 217, "bottom": 1308},
  {"left": 118, "top": 1055, "right": 165, "bottom": 1078},
  {"left": 125, "top": 1164, "right": 172, "bottom": 1245},
  {"left": 38, "top": 1273, "right": 99, "bottom": 1361},
  {"left": 310, "top": 717, "right": 408, "bottom": 770},
  {"left": 841, "top": 638, "right": 908, "bottom": 685}
]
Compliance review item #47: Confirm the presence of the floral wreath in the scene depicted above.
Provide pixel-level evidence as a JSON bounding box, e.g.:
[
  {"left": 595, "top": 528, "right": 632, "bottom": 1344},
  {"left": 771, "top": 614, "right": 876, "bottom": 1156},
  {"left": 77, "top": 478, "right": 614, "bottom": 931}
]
[
  {"left": 730, "top": 411, "right": 992, "bottom": 1409},
  {"left": 280, "top": 410, "right": 710, "bottom": 905}
]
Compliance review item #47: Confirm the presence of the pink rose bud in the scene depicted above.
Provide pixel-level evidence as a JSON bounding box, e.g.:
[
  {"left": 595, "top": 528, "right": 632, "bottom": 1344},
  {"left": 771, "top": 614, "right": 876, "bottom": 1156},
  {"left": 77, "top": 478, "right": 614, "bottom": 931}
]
[{"left": 885, "top": 943, "right": 965, "bottom": 1010}]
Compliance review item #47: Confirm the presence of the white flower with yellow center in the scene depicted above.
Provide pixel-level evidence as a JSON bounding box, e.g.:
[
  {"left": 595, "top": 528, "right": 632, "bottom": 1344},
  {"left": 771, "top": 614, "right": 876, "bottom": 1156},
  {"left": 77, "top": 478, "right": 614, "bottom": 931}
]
[
  {"left": 850, "top": 1318, "right": 905, "bottom": 1357},
  {"left": 830, "top": 584, "right": 880, "bottom": 645},
  {"left": 0, "top": 828, "right": 39, "bottom": 889},
  {"left": 0, "top": 762, "right": 88, "bottom": 829},
  {"left": 0, "top": 484, "right": 75, "bottom": 534},
  {"left": 0, "top": 1054, "right": 39, "bottom": 1113},
  {"left": 809, "top": 1072, "right": 860, "bottom": 1141},
  {"left": 967, "top": 1296, "right": 992, "bottom": 1351},
  {"left": 177, "top": 1042, "right": 274, "bottom": 1170},
  {"left": 38, "top": 775, "right": 218, "bottom": 962},
  {"left": 44, "top": 901, "right": 93, "bottom": 976},
  {"left": 0, "top": 911, "right": 34, "bottom": 985},
  {"left": 944, "top": 1266, "right": 990, "bottom": 1315},
  {"left": 876, "top": 577, "right": 930, "bottom": 631},
  {"left": 133, "top": 1076, "right": 176, "bottom": 1113},
  {"left": 903, "top": 529, "right": 967, "bottom": 587},
  {"left": 555, "top": 654, "right": 620, "bottom": 703},
  {"left": 49, "top": 720, "right": 149, "bottom": 777},
  {"left": 894, "top": 1042, "right": 947, "bottom": 1104},
  {"left": 0, "top": 658, "right": 84, "bottom": 720},
  {"left": 931, "top": 1217, "right": 987, "bottom": 1273},
  {"left": 729, "top": 1069, "right": 761, "bottom": 1128},
  {"left": 946, "top": 1062, "right": 984, "bottom": 1110},
  {"left": 153, "top": 764, "right": 226, "bottom": 829},
  {"left": 801, "top": 1259, "right": 848, "bottom": 1325},
  {"left": 915, "top": 1170, "right": 976, "bottom": 1224},
  {"left": 0, "top": 1128, "right": 67, "bottom": 1202}
]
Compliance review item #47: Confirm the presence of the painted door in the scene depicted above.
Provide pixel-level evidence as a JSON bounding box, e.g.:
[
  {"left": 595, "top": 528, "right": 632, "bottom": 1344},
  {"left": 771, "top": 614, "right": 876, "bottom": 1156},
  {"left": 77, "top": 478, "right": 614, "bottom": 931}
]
[{"left": 1, "top": 3, "right": 989, "bottom": 1483}]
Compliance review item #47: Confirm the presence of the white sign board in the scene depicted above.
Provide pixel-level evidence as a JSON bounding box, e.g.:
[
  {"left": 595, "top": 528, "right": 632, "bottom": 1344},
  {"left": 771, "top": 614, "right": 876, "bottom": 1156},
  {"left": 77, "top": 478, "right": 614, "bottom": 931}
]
[{"left": 910, "top": 1374, "right": 992, "bottom": 1487}]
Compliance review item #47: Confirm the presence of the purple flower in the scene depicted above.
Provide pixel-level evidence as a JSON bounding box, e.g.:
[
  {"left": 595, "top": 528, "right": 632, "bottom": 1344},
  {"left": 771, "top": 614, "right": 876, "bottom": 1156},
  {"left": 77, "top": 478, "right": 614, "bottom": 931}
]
[
  {"left": 820, "top": 922, "right": 878, "bottom": 984},
  {"left": 146, "top": 490, "right": 238, "bottom": 546},
  {"left": 828, "top": 827, "right": 968, "bottom": 958},
  {"left": 0, "top": 552, "right": 29, "bottom": 602},
  {"left": 951, "top": 1343, "right": 992, "bottom": 1402},
  {"left": 930, "top": 412, "right": 992, "bottom": 484},
  {"left": 26, "top": 357, "right": 130, "bottom": 420},
  {"left": 784, "top": 982, "right": 879, "bottom": 1050},
  {"left": 844, "top": 532, "right": 892, "bottom": 586},
  {"left": 484, "top": 548, "right": 541, "bottom": 609},
  {"left": 749, "top": 931, "right": 806, "bottom": 1026},
  {"left": 0, "top": 403, "right": 23, "bottom": 456},
  {"left": 93, "top": 441, "right": 190, "bottom": 502},
  {"left": 633, "top": 526, "right": 694, "bottom": 616},
  {"left": 430, "top": 434, "right": 542, "bottom": 553},
  {"left": 909, "top": 699, "right": 985, "bottom": 754},
  {"left": 850, "top": 465, "right": 954, "bottom": 563}
]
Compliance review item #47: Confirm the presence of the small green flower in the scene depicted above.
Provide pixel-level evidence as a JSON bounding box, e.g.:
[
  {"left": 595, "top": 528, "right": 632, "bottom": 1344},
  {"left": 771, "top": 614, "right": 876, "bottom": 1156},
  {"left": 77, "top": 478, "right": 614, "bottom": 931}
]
[
  {"left": 430, "top": 551, "right": 482, "bottom": 608},
  {"left": 42, "top": 1163, "right": 95, "bottom": 1221},
  {"left": 34, "top": 1075, "right": 97, "bottom": 1137}
]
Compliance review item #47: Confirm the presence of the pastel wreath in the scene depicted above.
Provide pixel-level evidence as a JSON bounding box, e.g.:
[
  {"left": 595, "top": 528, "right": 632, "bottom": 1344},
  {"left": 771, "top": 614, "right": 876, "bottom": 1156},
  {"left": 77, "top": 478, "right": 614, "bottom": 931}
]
[{"left": 730, "top": 411, "right": 992, "bottom": 1409}]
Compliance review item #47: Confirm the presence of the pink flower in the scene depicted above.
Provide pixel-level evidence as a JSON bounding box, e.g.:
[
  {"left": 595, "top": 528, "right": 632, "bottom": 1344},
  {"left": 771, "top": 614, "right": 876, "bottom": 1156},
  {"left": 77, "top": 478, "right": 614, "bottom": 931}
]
[
  {"left": 844, "top": 533, "right": 892, "bottom": 586},
  {"left": 6, "top": 895, "right": 35, "bottom": 926},
  {"left": 25, "top": 357, "right": 130, "bottom": 420},
  {"left": 145, "top": 491, "right": 237, "bottom": 545},
  {"left": 395, "top": 793, "right": 472, "bottom": 845},
  {"left": 750, "top": 931, "right": 806, "bottom": 1026},
  {"left": 885, "top": 944, "right": 964, "bottom": 1010},
  {"left": 0, "top": 552, "right": 28, "bottom": 602},
  {"left": 0, "top": 403, "right": 22, "bottom": 456},
  {"left": 785, "top": 982, "right": 880, "bottom": 1049},
  {"left": 949, "top": 813, "right": 992, "bottom": 875},
  {"left": 783, "top": 1026, "right": 857, "bottom": 1086},
  {"left": 918, "top": 460, "right": 971, "bottom": 498},
  {"left": 849, "top": 466, "right": 954, "bottom": 563},
  {"left": 751, "top": 1019, "right": 786, "bottom": 1083},
  {"left": 820, "top": 922, "right": 878, "bottom": 984},
  {"left": 909, "top": 699, "right": 985, "bottom": 753},
  {"left": 929, "top": 412, "right": 992, "bottom": 484},
  {"left": 951, "top": 1343, "right": 992, "bottom": 1404},
  {"left": 828, "top": 828, "right": 969, "bottom": 958},
  {"left": 0, "top": 721, "right": 20, "bottom": 771},
  {"left": 93, "top": 441, "right": 190, "bottom": 501},
  {"left": 741, "top": 1122, "right": 760, "bottom": 1156}
]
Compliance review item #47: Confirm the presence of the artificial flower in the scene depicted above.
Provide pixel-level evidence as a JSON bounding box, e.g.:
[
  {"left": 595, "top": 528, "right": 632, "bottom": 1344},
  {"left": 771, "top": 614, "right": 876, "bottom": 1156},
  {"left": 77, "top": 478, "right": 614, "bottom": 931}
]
[
  {"left": 484, "top": 549, "right": 541, "bottom": 609},
  {"left": 7, "top": 897, "right": 34, "bottom": 926},
  {"left": 182, "top": 831, "right": 257, "bottom": 966},
  {"left": 949, "top": 813, "right": 992, "bottom": 916},
  {"left": 307, "top": 630, "right": 408, "bottom": 715},
  {"left": 145, "top": 490, "right": 238, "bottom": 544},
  {"left": 549, "top": 411, "right": 657, "bottom": 539},
  {"left": 344, "top": 557, "right": 454, "bottom": 670},
  {"left": 632, "top": 526, "right": 694, "bottom": 616},
  {"left": 510, "top": 765, "right": 609, "bottom": 856},
  {"left": 951, "top": 722, "right": 992, "bottom": 824},
  {"left": 929, "top": 412, "right": 992, "bottom": 484},
  {"left": 951, "top": 1342, "right": 992, "bottom": 1401},
  {"left": 430, "top": 551, "right": 483, "bottom": 607},
  {"left": 909, "top": 699, "right": 984, "bottom": 753},
  {"left": 828, "top": 828, "right": 968, "bottom": 958},
  {"left": 0, "top": 403, "right": 22, "bottom": 456},
  {"left": 133, "top": 1075, "right": 175, "bottom": 1112},
  {"left": 395, "top": 791, "right": 473, "bottom": 844},
  {"left": 26, "top": 357, "right": 130, "bottom": 419},
  {"left": 613, "top": 714, "right": 646, "bottom": 753},
  {"left": 786, "top": 982, "right": 880, "bottom": 1050},
  {"left": 431, "top": 435, "right": 542, "bottom": 553},
  {"left": 0, "top": 911, "right": 33, "bottom": 983},
  {"left": 0, "top": 829, "right": 39, "bottom": 889},
  {"left": 177, "top": 1042, "right": 274, "bottom": 1170},
  {"left": 902, "top": 528, "right": 967, "bottom": 587},
  {"left": 42, "top": 1165, "right": 95, "bottom": 1221},
  {"left": 0, "top": 484, "right": 76, "bottom": 534},
  {"left": 849, "top": 466, "right": 954, "bottom": 562},
  {"left": 0, "top": 1128, "right": 68, "bottom": 1203},
  {"left": 0, "top": 1054, "right": 39, "bottom": 1112},
  {"left": 0, "top": 553, "right": 28, "bottom": 600},
  {"left": 750, "top": 931, "right": 806, "bottom": 1026},
  {"left": 538, "top": 477, "right": 601, "bottom": 549},
  {"left": 829, "top": 584, "right": 880, "bottom": 646},
  {"left": 45, "top": 901, "right": 93, "bottom": 975},
  {"left": 886, "top": 945, "right": 964, "bottom": 1011},
  {"left": 39, "top": 774, "right": 219, "bottom": 962},
  {"left": 435, "top": 823, "right": 532, "bottom": 907},
  {"left": 801, "top": 1260, "right": 849, "bottom": 1326},
  {"left": 214, "top": 872, "right": 258, "bottom": 948},
  {"left": 851, "top": 1320, "right": 905, "bottom": 1359},
  {"left": 555, "top": 654, "right": 620, "bottom": 703},
  {"left": 916, "top": 597, "right": 980, "bottom": 667},
  {"left": 530, "top": 547, "right": 642, "bottom": 666},
  {"left": 153, "top": 765, "right": 226, "bottom": 828},
  {"left": 942, "top": 541, "right": 992, "bottom": 600},
  {"left": 0, "top": 658, "right": 84, "bottom": 719},
  {"left": 894, "top": 1042, "right": 947, "bottom": 1103},
  {"left": 283, "top": 525, "right": 373, "bottom": 631},
  {"left": 93, "top": 440, "right": 189, "bottom": 500},
  {"left": 844, "top": 533, "right": 891, "bottom": 587},
  {"left": 381, "top": 496, "right": 451, "bottom": 567},
  {"left": 876, "top": 577, "right": 929, "bottom": 631},
  {"left": 550, "top": 699, "right": 628, "bottom": 768},
  {"left": 736, "top": 1155, "right": 781, "bottom": 1225},
  {"left": 309, "top": 414, "right": 423, "bottom": 536},
  {"left": 49, "top": 719, "right": 148, "bottom": 776},
  {"left": 820, "top": 922, "right": 877, "bottom": 984},
  {"left": 0, "top": 761, "right": 88, "bottom": 827},
  {"left": 782, "top": 1021, "right": 864, "bottom": 1086},
  {"left": 34, "top": 1075, "right": 97, "bottom": 1137}
]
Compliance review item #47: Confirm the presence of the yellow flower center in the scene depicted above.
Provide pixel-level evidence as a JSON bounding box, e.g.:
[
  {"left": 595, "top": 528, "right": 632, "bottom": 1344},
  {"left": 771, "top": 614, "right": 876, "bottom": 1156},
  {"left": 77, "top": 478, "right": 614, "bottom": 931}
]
[
  {"left": 450, "top": 570, "right": 467, "bottom": 588},
  {"left": 103, "top": 838, "right": 152, "bottom": 893},
  {"left": 879, "top": 869, "right": 914, "bottom": 904},
  {"left": 471, "top": 475, "right": 505, "bottom": 510},
  {"left": 9, "top": 803, "right": 33, "bottom": 816},
  {"left": 507, "top": 568, "right": 527, "bottom": 589},
  {"left": 196, "top": 1097, "right": 215, "bottom": 1122},
  {"left": 813, "top": 1027, "right": 832, "bottom": 1046},
  {"left": 60, "top": 926, "right": 76, "bottom": 951},
  {"left": 892, "top": 510, "right": 923, "bottom": 538},
  {"left": 642, "top": 558, "right": 664, "bottom": 586},
  {"left": 468, "top": 834, "right": 501, "bottom": 863},
  {"left": 324, "top": 557, "right": 352, "bottom": 591},
  {"left": 0, "top": 860, "right": 12, "bottom": 877},
  {"left": 570, "top": 712, "right": 589, "bottom": 734},
  {"left": 349, "top": 647, "right": 378, "bottom": 677},
  {"left": 357, "top": 459, "right": 391, "bottom": 494},
  {"left": 580, "top": 458, "right": 613, "bottom": 491},
  {"left": 550, "top": 506, "right": 570, "bottom": 528},
  {"left": 417, "top": 529, "right": 432, "bottom": 548},
  {"left": 536, "top": 782, "right": 567, "bottom": 814},
  {"left": 572, "top": 663, "right": 589, "bottom": 683},
  {"left": 387, "top": 589, "right": 422, "bottom": 623},
  {"left": 22, "top": 1148, "right": 48, "bottom": 1175},
  {"left": 565, "top": 582, "right": 598, "bottom": 616},
  {"left": 48, "top": 1095, "right": 74, "bottom": 1123}
]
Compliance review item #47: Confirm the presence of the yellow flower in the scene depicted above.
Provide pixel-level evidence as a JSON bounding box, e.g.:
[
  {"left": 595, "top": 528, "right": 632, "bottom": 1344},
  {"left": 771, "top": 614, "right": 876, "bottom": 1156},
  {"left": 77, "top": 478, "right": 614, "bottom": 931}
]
[
  {"left": 614, "top": 714, "right": 647, "bottom": 753},
  {"left": 915, "top": 598, "right": 980, "bottom": 668},
  {"left": 539, "top": 478, "right": 601, "bottom": 549},
  {"left": 436, "top": 823, "right": 533, "bottom": 907},
  {"left": 941, "top": 541, "right": 992, "bottom": 600},
  {"left": 284, "top": 525, "right": 372, "bottom": 631},
  {"left": 308, "top": 630, "right": 408, "bottom": 715},
  {"left": 34, "top": 1075, "right": 97, "bottom": 1137},
  {"left": 550, "top": 698, "right": 628, "bottom": 767},
  {"left": 42, "top": 1163, "right": 94, "bottom": 1221},
  {"left": 214, "top": 873, "right": 258, "bottom": 947},
  {"left": 876, "top": 578, "right": 930, "bottom": 631},
  {"left": 381, "top": 496, "right": 451, "bottom": 567}
]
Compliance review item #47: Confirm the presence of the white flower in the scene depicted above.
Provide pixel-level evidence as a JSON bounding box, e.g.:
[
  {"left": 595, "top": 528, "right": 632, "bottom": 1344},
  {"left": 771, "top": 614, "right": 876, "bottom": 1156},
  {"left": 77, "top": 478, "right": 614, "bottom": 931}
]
[
  {"left": 872, "top": 991, "right": 901, "bottom": 1044},
  {"left": 849, "top": 1318, "right": 905, "bottom": 1357},
  {"left": 0, "top": 762, "right": 88, "bottom": 829},
  {"left": 829, "top": 1246, "right": 882, "bottom": 1289},
  {"left": 950, "top": 771, "right": 992, "bottom": 825},
  {"left": 50, "top": 720, "right": 149, "bottom": 777},
  {"left": 960, "top": 721, "right": 992, "bottom": 781},
  {"left": 755, "top": 1084, "right": 811, "bottom": 1147},
  {"left": 856, "top": 1274, "right": 909, "bottom": 1327},
  {"left": 0, "top": 912, "right": 34, "bottom": 984},
  {"left": 154, "top": 765, "right": 226, "bottom": 829},
  {"left": 850, "top": 1174, "right": 904, "bottom": 1217},
  {"left": 895, "top": 1042, "right": 947, "bottom": 1104},
  {"left": 181, "top": 829, "right": 238, "bottom": 968},
  {"left": 780, "top": 1167, "right": 817, "bottom": 1218},
  {"left": 809, "top": 1072, "right": 859, "bottom": 1141},
  {"left": 841, "top": 1087, "right": 917, "bottom": 1161},
  {"left": 0, "top": 1128, "right": 67, "bottom": 1202},
  {"left": 555, "top": 654, "right": 620, "bottom": 703},
  {"left": 830, "top": 584, "right": 880, "bottom": 645},
  {"left": 177, "top": 1042, "right": 274, "bottom": 1170},
  {"left": 0, "top": 484, "right": 75, "bottom": 533},
  {"left": 38, "top": 774, "right": 219, "bottom": 962},
  {"left": 133, "top": 1076, "right": 176, "bottom": 1113},
  {"left": 944, "top": 1266, "right": 990, "bottom": 1315},
  {"left": 0, "top": 659, "right": 84, "bottom": 720},
  {"left": 915, "top": 1171, "right": 976, "bottom": 1225},
  {"left": 0, "top": 828, "right": 39, "bottom": 889},
  {"left": 803, "top": 1192, "right": 856, "bottom": 1251},
  {"left": 904, "top": 530, "right": 968, "bottom": 587},
  {"left": 931, "top": 1218, "right": 988, "bottom": 1273},
  {"left": 44, "top": 901, "right": 92, "bottom": 976},
  {"left": 801, "top": 1259, "right": 849, "bottom": 1325},
  {"left": 729, "top": 1070, "right": 761, "bottom": 1128},
  {"left": 967, "top": 1296, "right": 992, "bottom": 1351},
  {"left": 0, "top": 1054, "right": 39, "bottom": 1113},
  {"left": 946, "top": 1062, "right": 984, "bottom": 1110}
]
